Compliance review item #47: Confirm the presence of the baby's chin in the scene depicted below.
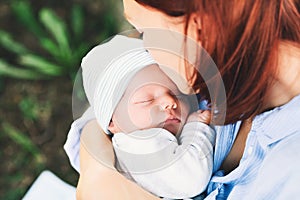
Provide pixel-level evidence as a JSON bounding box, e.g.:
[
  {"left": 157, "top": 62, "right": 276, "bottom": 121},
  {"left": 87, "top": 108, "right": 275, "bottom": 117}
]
[
  {"left": 162, "top": 116, "right": 187, "bottom": 135},
  {"left": 162, "top": 123, "right": 184, "bottom": 136}
]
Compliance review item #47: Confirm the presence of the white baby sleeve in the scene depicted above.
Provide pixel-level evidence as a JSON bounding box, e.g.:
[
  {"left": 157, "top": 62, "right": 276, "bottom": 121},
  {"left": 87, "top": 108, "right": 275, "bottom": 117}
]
[
  {"left": 112, "top": 124, "right": 215, "bottom": 199},
  {"left": 64, "top": 106, "right": 95, "bottom": 172}
]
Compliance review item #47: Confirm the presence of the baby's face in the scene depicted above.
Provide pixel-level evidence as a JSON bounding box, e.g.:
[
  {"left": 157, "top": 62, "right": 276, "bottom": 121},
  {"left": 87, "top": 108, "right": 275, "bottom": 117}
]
[{"left": 109, "top": 65, "right": 191, "bottom": 135}]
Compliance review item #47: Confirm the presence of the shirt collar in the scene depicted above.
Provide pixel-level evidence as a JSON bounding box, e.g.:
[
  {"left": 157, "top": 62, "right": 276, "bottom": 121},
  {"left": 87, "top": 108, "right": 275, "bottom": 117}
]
[{"left": 254, "top": 94, "right": 300, "bottom": 148}]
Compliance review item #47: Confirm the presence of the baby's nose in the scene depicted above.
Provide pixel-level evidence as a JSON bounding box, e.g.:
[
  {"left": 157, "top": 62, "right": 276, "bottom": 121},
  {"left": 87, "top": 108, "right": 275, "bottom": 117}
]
[{"left": 160, "top": 95, "right": 177, "bottom": 110}]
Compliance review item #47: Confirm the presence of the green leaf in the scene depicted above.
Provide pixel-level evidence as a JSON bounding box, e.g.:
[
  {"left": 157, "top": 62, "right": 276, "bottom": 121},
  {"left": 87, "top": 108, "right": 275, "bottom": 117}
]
[
  {"left": 73, "top": 42, "right": 89, "bottom": 58},
  {"left": 39, "top": 37, "right": 61, "bottom": 58},
  {"left": 0, "top": 59, "right": 43, "bottom": 79},
  {"left": 19, "top": 97, "right": 39, "bottom": 120},
  {"left": 19, "top": 54, "right": 64, "bottom": 76},
  {"left": 11, "top": 0, "right": 45, "bottom": 39},
  {"left": 2, "top": 122, "right": 44, "bottom": 163},
  {"left": 39, "top": 8, "right": 70, "bottom": 53},
  {"left": 40, "top": 38, "right": 75, "bottom": 66},
  {"left": 71, "top": 4, "right": 84, "bottom": 39},
  {"left": 0, "top": 30, "right": 29, "bottom": 54}
]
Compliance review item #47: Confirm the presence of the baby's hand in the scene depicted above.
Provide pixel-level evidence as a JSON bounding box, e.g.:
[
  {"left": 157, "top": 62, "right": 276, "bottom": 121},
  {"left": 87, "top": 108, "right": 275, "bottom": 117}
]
[{"left": 187, "top": 110, "right": 211, "bottom": 125}]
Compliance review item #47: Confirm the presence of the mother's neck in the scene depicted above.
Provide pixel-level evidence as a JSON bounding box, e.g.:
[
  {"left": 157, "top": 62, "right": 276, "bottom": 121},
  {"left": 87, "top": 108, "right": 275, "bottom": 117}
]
[{"left": 263, "top": 42, "right": 300, "bottom": 110}]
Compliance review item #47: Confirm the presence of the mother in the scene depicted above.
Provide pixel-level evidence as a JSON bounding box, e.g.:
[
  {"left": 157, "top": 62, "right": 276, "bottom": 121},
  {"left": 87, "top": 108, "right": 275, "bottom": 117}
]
[{"left": 66, "top": 0, "right": 300, "bottom": 199}]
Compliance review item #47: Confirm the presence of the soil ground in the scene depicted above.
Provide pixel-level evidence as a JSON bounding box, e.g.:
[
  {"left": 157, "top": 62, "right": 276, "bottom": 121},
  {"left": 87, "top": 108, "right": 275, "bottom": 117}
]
[{"left": 0, "top": 0, "right": 127, "bottom": 198}]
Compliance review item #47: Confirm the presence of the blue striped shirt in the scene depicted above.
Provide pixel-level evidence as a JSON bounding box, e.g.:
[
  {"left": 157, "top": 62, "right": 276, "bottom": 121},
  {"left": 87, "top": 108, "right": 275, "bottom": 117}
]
[{"left": 204, "top": 94, "right": 300, "bottom": 199}]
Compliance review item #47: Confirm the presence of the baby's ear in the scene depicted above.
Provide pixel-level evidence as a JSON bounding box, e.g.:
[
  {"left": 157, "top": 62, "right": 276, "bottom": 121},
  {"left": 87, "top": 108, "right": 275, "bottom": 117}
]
[{"left": 108, "top": 120, "right": 117, "bottom": 134}]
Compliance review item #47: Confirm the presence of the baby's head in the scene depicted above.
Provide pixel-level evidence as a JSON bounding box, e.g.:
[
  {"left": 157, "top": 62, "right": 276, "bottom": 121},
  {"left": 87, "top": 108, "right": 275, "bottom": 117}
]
[
  {"left": 82, "top": 35, "right": 191, "bottom": 135},
  {"left": 109, "top": 64, "right": 191, "bottom": 135}
]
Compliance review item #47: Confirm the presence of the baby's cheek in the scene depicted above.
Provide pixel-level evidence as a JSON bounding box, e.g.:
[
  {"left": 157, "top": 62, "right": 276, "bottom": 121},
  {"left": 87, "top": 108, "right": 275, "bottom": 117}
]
[
  {"left": 128, "top": 108, "right": 152, "bottom": 129},
  {"left": 148, "top": 105, "right": 167, "bottom": 128},
  {"left": 180, "top": 100, "right": 192, "bottom": 120}
]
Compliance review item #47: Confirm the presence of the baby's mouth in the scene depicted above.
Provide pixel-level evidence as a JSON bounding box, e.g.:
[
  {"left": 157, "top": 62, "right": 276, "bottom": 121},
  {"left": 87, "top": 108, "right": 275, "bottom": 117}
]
[
  {"left": 164, "top": 117, "right": 181, "bottom": 124},
  {"left": 160, "top": 116, "right": 182, "bottom": 135}
]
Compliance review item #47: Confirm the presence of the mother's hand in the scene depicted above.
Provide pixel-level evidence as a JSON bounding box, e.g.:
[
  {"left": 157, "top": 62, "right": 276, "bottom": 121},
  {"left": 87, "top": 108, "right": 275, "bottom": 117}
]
[{"left": 76, "top": 120, "right": 159, "bottom": 200}]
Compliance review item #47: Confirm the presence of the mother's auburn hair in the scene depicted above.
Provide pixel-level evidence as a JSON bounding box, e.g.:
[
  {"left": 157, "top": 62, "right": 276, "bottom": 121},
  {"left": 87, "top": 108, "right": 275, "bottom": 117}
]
[{"left": 136, "top": 0, "right": 300, "bottom": 124}]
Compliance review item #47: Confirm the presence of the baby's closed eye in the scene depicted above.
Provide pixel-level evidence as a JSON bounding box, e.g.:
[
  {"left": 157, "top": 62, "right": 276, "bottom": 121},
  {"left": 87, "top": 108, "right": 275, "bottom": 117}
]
[{"left": 133, "top": 98, "right": 154, "bottom": 104}]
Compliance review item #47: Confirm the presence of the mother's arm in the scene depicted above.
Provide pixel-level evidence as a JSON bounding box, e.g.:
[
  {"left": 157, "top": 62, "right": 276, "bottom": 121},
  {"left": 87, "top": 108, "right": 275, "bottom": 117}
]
[{"left": 76, "top": 120, "right": 159, "bottom": 200}]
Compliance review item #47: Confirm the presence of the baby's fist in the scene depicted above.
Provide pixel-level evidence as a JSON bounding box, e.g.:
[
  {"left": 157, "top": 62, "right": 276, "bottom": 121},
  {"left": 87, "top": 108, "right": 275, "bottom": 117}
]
[{"left": 187, "top": 110, "right": 211, "bottom": 124}]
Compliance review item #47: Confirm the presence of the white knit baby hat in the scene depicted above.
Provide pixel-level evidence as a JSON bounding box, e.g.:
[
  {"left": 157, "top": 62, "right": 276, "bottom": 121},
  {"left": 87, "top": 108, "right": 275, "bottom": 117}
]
[{"left": 81, "top": 35, "right": 157, "bottom": 134}]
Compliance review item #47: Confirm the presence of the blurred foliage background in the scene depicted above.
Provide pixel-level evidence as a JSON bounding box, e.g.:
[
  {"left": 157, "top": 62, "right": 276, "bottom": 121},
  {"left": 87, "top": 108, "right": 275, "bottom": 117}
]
[{"left": 0, "top": 0, "right": 132, "bottom": 199}]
